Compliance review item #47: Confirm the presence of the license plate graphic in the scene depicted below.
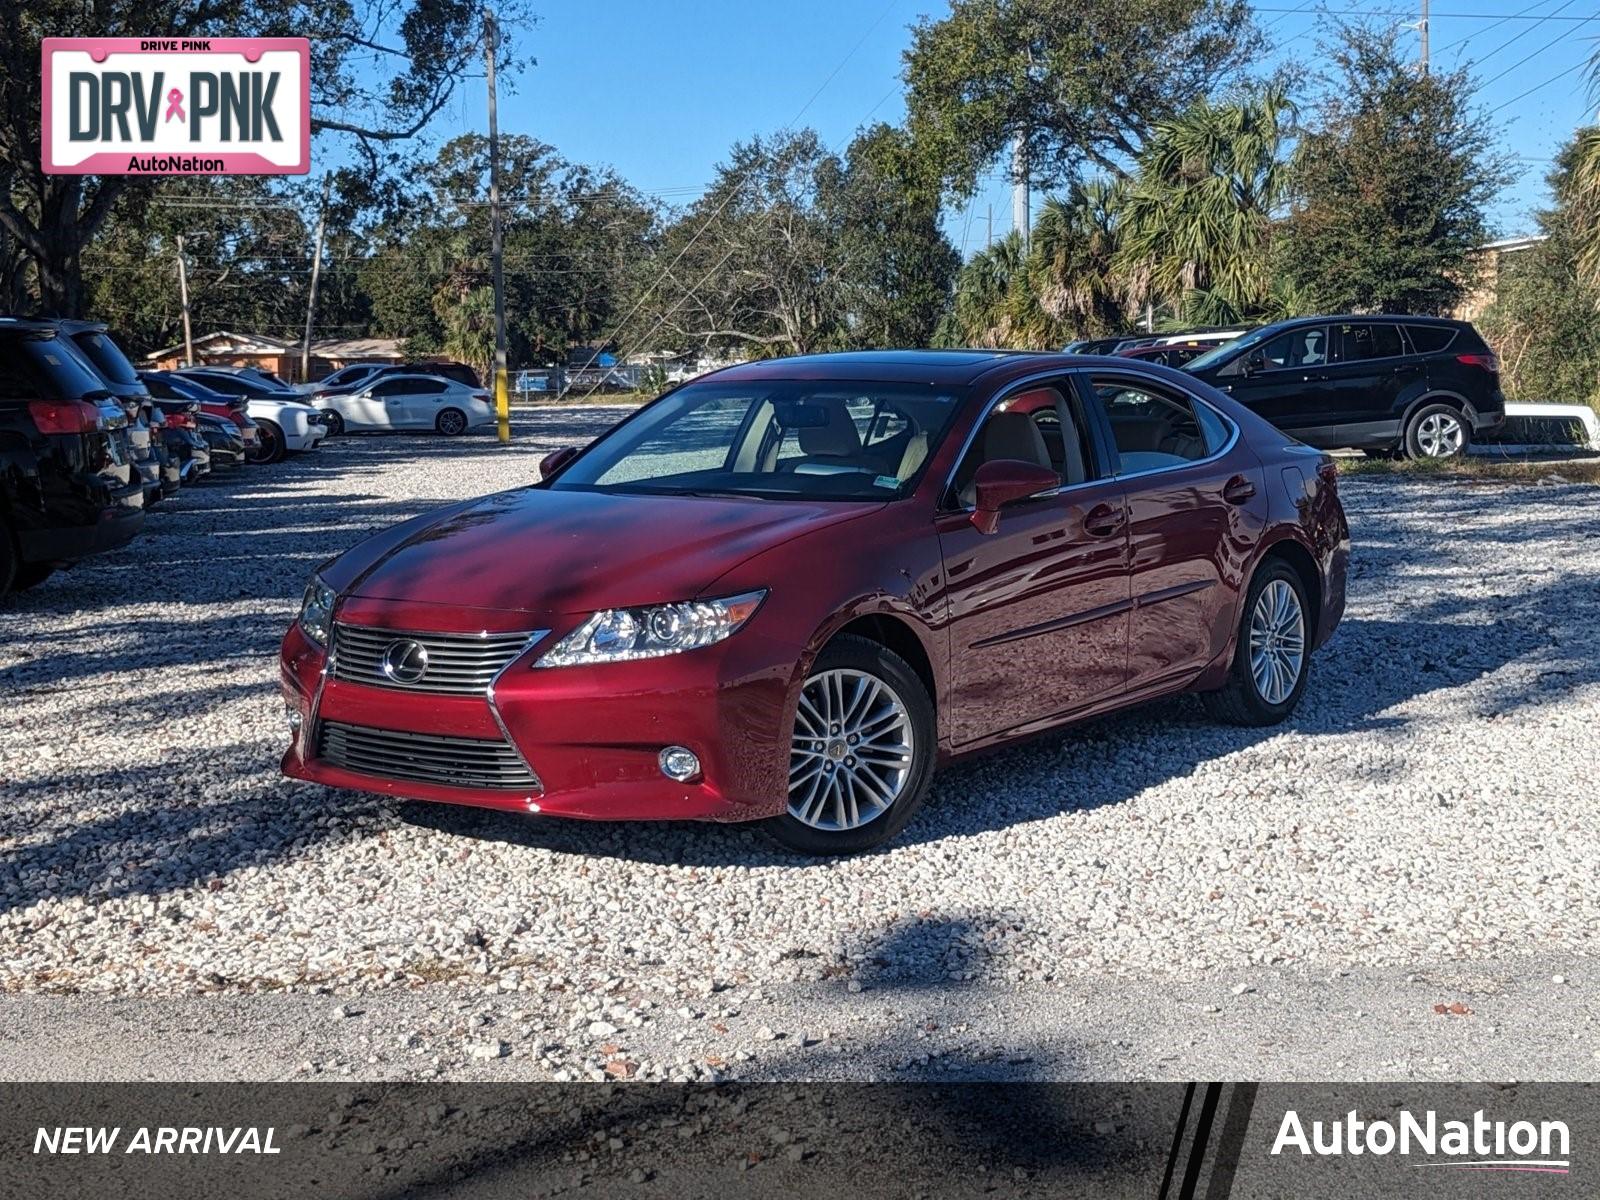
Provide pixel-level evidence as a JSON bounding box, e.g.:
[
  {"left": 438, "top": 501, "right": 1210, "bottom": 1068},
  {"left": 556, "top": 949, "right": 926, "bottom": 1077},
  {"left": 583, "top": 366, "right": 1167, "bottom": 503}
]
[{"left": 42, "top": 38, "right": 309, "bottom": 175}]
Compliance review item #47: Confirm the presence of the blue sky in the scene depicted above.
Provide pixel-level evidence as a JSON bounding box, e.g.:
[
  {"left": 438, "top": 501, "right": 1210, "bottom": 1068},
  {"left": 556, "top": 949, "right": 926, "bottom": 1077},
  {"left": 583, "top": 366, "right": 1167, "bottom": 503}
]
[{"left": 427, "top": 0, "right": 1600, "bottom": 255}]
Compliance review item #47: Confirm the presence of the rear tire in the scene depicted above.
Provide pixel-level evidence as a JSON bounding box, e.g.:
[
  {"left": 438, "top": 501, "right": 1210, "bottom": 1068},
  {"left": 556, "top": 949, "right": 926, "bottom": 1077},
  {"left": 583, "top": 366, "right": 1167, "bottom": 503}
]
[
  {"left": 762, "top": 635, "right": 937, "bottom": 855},
  {"left": 1403, "top": 402, "right": 1470, "bottom": 460},
  {"left": 1200, "top": 559, "right": 1311, "bottom": 727},
  {"left": 0, "top": 519, "right": 16, "bottom": 596},
  {"left": 12, "top": 561, "right": 54, "bottom": 591},
  {"left": 436, "top": 408, "right": 468, "bottom": 436},
  {"left": 247, "top": 420, "right": 286, "bottom": 464}
]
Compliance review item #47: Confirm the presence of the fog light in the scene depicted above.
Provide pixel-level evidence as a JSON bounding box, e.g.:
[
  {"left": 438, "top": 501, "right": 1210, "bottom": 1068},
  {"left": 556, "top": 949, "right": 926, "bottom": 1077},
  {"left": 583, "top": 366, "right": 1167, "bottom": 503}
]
[{"left": 659, "top": 746, "right": 700, "bottom": 782}]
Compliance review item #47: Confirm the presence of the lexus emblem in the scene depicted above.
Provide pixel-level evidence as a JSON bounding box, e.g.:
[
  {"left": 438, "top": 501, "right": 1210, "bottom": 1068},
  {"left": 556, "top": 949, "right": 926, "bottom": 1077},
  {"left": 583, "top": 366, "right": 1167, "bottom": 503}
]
[{"left": 380, "top": 639, "right": 430, "bottom": 684}]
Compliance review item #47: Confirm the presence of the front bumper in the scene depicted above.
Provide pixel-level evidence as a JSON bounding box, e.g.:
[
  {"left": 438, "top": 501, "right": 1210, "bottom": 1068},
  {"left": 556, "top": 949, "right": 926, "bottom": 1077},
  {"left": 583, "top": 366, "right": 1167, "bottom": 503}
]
[{"left": 279, "top": 600, "right": 801, "bottom": 822}]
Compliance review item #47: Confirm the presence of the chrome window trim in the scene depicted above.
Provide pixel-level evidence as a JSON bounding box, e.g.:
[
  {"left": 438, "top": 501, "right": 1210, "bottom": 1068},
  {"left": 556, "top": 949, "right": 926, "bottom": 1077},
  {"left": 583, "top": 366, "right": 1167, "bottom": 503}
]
[
  {"left": 1087, "top": 370, "right": 1241, "bottom": 483},
  {"left": 938, "top": 368, "right": 1107, "bottom": 513}
]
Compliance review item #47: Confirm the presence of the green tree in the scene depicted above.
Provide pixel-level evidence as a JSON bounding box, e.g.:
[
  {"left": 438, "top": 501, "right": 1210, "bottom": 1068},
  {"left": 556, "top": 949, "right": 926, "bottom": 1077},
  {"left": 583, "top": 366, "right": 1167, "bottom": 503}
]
[
  {"left": 1115, "top": 87, "right": 1294, "bottom": 325},
  {"left": 934, "top": 231, "right": 1028, "bottom": 347},
  {"left": 0, "top": 0, "right": 524, "bottom": 316},
  {"left": 903, "top": 0, "right": 1260, "bottom": 200},
  {"left": 1480, "top": 143, "right": 1600, "bottom": 413},
  {"left": 1016, "top": 180, "right": 1127, "bottom": 344},
  {"left": 1276, "top": 26, "right": 1513, "bottom": 315}
]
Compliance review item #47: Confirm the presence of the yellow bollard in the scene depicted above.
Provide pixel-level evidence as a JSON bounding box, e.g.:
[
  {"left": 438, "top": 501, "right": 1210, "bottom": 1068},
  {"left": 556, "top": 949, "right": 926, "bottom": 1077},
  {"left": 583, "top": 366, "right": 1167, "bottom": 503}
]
[{"left": 495, "top": 366, "right": 510, "bottom": 444}]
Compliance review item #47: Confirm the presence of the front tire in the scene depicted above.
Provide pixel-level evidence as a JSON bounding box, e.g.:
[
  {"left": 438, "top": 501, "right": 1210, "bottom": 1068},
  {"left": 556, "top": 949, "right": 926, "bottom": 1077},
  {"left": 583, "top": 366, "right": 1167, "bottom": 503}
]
[
  {"left": 247, "top": 420, "right": 286, "bottom": 464},
  {"left": 323, "top": 410, "right": 345, "bottom": 436},
  {"left": 1200, "top": 559, "right": 1311, "bottom": 727},
  {"left": 763, "top": 635, "right": 937, "bottom": 855},
  {"left": 1403, "top": 402, "right": 1469, "bottom": 460}
]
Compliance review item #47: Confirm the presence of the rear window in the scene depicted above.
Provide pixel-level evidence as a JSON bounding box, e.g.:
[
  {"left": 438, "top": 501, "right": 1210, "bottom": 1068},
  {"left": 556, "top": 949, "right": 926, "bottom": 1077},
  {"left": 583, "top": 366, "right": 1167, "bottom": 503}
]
[
  {"left": 1405, "top": 324, "right": 1459, "bottom": 354},
  {"left": 0, "top": 334, "right": 111, "bottom": 399},
  {"left": 70, "top": 331, "right": 142, "bottom": 385}
]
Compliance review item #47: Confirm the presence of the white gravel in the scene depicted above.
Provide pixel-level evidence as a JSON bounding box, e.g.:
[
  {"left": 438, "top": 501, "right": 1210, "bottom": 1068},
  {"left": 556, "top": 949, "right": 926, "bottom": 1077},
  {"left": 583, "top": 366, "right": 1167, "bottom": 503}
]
[{"left": 2, "top": 412, "right": 1597, "bottom": 1081}]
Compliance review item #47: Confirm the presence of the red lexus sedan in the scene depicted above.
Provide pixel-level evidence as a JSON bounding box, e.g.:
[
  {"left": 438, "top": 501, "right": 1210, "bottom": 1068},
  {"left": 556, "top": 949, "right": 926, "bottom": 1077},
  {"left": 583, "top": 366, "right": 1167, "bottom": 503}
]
[{"left": 281, "top": 351, "right": 1348, "bottom": 853}]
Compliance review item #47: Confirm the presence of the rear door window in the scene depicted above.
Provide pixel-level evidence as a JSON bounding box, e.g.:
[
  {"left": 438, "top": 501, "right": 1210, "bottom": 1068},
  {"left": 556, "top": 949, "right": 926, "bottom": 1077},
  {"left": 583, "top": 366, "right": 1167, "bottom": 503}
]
[
  {"left": 1095, "top": 378, "right": 1214, "bottom": 472},
  {"left": 1333, "top": 323, "right": 1405, "bottom": 362}
]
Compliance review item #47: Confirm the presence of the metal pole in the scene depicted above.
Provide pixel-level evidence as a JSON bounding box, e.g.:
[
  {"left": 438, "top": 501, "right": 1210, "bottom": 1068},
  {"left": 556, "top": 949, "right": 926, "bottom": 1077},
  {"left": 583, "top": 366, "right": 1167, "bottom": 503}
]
[
  {"left": 301, "top": 175, "right": 331, "bottom": 383},
  {"left": 1011, "top": 131, "right": 1029, "bottom": 249},
  {"left": 1419, "top": 0, "right": 1429, "bottom": 73},
  {"left": 485, "top": 7, "right": 510, "bottom": 444},
  {"left": 175, "top": 235, "right": 194, "bottom": 366}
]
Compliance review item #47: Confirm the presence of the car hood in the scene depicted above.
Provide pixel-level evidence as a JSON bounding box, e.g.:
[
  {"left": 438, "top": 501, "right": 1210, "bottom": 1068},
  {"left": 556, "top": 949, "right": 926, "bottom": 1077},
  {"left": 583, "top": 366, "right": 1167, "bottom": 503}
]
[{"left": 333, "top": 486, "right": 885, "bottom": 615}]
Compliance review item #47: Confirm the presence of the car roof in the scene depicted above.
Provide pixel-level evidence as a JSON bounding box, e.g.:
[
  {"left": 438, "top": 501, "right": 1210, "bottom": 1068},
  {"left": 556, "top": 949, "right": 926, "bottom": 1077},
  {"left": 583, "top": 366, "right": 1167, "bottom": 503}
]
[
  {"left": 704, "top": 349, "right": 1091, "bottom": 387},
  {"left": 1264, "top": 313, "right": 1467, "bottom": 329}
]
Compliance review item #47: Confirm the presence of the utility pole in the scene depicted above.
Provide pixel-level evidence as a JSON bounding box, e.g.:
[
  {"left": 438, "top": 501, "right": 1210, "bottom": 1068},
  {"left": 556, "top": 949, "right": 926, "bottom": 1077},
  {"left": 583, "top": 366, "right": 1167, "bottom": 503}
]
[
  {"left": 175, "top": 235, "right": 194, "bottom": 366},
  {"left": 1011, "top": 132, "right": 1030, "bottom": 249},
  {"left": 1417, "top": 0, "right": 1429, "bottom": 73},
  {"left": 301, "top": 175, "right": 332, "bottom": 383},
  {"left": 485, "top": 6, "right": 510, "bottom": 444}
]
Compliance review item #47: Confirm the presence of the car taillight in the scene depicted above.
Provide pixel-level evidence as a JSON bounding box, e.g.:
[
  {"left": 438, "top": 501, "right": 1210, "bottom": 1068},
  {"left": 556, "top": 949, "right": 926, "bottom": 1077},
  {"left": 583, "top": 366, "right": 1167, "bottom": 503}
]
[
  {"left": 28, "top": 399, "right": 101, "bottom": 434},
  {"left": 167, "top": 412, "right": 195, "bottom": 428},
  {"left": 473, "top": 392, "right": 491, "bottom": 403},
  {"left": 1457, "top": 352, "right": 1500, "bottom": 373}
]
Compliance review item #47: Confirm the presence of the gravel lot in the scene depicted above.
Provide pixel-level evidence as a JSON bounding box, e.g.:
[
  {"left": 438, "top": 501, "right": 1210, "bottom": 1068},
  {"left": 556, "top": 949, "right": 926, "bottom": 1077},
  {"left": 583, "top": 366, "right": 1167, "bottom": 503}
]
[{"left": 2, "top": 410, "right": 1598, "bottom": 1081}]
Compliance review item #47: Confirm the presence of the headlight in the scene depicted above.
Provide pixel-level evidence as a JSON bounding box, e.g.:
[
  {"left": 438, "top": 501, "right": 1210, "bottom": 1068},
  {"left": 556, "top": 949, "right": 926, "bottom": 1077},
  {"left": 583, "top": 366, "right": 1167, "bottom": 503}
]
[
  {"left": 535, "top": 589, "right": 766, "bottom": 668},
  {"left": 298, "top": 576, "right": 336, "bottom": 647}
]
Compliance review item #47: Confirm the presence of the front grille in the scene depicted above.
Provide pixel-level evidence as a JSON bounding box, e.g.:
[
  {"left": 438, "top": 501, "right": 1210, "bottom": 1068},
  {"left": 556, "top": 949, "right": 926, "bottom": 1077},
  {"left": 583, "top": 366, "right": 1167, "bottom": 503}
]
[
  {"left": 331, "top": 623, "right": 544, "bottom": 695},
  {"left": 317, "top": 720, "right": 540, "bottom": 791}
]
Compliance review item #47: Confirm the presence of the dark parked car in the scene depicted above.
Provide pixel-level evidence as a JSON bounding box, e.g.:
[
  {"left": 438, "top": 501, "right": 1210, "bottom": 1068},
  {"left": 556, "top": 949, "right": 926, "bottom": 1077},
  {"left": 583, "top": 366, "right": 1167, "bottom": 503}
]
[
  {"left": 281, "top": 349, "right": 1348, "bottom": 853},
  {"left": 1118, "top": 342, "right": 1213, "bottom": 369},
  {"left": 0, "top": 321, "right": 145, "bottom": 594},
  {"left": 1182, "top": 316, "right": 1505, "bottom": 459},
  {"left": 194, "top": 411, "right": 247, "bottom": 467},
  {"left": 143, "top": 370, "right": 262, "bottom": 456},
  {"left": 53, "top": 320, "right": 173, "bottom": 504},
  {"left": 149, "top": 397, "right": 211, "bottom": 484}
]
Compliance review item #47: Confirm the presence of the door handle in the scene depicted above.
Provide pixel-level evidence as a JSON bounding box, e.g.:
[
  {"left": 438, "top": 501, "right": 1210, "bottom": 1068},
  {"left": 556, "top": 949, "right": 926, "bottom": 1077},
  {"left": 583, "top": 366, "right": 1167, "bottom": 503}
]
[
  {"left": 1222, "top": 475, "right": 1256, "bottom": 505},
  {"left": 1083, "top": 503, "right": 1123, "bottom": 538}
]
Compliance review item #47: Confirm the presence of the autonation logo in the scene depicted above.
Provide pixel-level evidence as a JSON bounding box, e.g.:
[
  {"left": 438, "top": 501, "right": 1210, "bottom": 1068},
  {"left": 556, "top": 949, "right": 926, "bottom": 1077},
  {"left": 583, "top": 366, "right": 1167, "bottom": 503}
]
[{"left": 1273, "top": 1109, "right": 1571, "bottom": 1174}]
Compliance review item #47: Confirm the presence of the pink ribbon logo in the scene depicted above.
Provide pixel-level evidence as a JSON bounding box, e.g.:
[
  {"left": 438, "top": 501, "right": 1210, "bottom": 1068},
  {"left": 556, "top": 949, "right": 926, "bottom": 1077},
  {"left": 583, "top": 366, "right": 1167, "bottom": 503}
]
[{"left": 164, "top": 88, "right": 185, "bottom": 123}]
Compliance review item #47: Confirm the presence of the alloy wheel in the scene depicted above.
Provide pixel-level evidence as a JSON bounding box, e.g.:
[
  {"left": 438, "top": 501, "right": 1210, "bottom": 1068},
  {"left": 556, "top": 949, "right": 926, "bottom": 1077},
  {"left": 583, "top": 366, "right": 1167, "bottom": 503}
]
[
  {"left": 788, "top": 668, "right": 914, "bottom": 831},
  {"left": 437, "top": 409, "right": 467, "bottom": 436},
  {"left": 1248, "top": 578, "right": 1305, "bottom": 706},
  {"left": 1415, "top": 411, "right": 1464, "bottom": 458}
]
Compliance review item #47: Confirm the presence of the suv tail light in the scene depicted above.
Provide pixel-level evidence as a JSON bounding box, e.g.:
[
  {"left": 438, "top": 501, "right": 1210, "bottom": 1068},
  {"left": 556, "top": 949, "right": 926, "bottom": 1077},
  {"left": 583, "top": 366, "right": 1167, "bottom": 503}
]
[
  {"left": 1456, "top": 352, "right": 1500, "bottom": 373},
  {"left": 166, "top": 412, "right": 195, "bottom": 428},
  {"left": 28, "top": 399, "right": 102, "bottom": 434}
]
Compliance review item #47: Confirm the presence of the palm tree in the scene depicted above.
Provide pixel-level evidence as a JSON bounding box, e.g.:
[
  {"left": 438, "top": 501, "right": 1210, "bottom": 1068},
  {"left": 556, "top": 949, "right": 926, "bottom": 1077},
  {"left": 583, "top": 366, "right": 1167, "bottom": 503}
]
[
  {"left": 1114, "top": 86, "right": 1294, "bottom": 325},
  {"left": 1016, "top": 179, "right": 1128, "bottom": 344},
  {"left": 936, "top": 232, "right": 1028, "bottom": 347},
  {"left": 1564, "top": 51, "right": 1600, "bottom": 292}
]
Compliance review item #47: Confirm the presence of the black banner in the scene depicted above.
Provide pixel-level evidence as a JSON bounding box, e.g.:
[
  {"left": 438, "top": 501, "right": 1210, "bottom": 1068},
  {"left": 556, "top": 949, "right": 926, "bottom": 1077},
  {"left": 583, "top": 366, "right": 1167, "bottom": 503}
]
[{"left": 2, "top": 1083, "right": 1592, "bottom": 1197}]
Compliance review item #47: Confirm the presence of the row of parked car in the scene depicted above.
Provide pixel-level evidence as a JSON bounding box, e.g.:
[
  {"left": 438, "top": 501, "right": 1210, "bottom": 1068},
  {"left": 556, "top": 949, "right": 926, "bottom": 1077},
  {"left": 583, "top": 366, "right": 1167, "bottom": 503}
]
[
  {"left": 1, "top": 317, "right": 501, "bottom": 597},
  {"left": 0, "top": 316, "right": 350, "bottom": 594},
  {"left": 1066, "top": 313, "right": 1506, "bottom": 460}
]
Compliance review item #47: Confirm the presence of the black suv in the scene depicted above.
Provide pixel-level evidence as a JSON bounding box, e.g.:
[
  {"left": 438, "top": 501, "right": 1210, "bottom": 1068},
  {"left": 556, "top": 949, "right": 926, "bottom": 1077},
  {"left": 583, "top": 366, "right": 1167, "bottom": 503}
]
[
  {"left": 0, "top": 320, "right": 145, "bottom": 594},
  {"left": 1182, "top": 316, "right": 1505, "bottom": 459}
]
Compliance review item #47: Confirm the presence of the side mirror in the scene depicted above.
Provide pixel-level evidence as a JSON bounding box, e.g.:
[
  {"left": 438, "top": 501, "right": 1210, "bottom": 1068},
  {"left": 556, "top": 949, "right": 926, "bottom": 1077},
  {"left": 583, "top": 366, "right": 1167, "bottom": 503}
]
[
  {"left": 970, "top": 459, "right": 1059, "bottom": 534},
  {"left": 538, "top": 446, "right": 578, "bottom": 481}
]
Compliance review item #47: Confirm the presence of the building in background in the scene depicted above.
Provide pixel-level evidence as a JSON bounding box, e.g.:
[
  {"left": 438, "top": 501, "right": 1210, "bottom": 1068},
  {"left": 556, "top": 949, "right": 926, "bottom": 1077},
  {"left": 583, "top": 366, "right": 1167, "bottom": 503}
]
[
  {"left": 1450, "top": 234, "right": 1547, "bottom": 322},
  {"left": 142, "top": 332, "right": 407, "bottom": 381}
]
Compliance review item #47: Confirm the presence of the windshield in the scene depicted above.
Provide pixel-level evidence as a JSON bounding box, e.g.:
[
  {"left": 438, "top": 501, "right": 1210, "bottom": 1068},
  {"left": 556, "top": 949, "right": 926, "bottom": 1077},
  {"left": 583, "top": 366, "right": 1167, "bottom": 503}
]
[
  {"left": 1184, "top": 326, "right": 1279, "bottom": 372},
  {"left": 70, "top": 331, "right": 143, "bottom": 386},
  {"left": 549, "top": 379, "right": 968, "bottom": 501}
]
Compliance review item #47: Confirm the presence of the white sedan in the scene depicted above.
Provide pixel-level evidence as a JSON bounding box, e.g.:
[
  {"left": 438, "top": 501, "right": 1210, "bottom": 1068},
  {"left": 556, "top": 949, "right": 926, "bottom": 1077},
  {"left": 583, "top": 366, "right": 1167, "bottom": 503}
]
[{"left": 307, "top": 374, "right": 496, "bottom": 435}]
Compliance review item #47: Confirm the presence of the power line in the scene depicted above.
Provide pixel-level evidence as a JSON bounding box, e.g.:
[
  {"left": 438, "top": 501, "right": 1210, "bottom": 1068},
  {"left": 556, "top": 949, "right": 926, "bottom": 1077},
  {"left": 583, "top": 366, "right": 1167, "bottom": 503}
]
[
  {"left": 1435, "top": 0, "right": 1556, "bottom": 58},
  {"left": 1487, "top": 56, "right": 1588, "bottom": 112},
  {"left": 1473, "top": 6, "right": 1596, "bottom": 93}
]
